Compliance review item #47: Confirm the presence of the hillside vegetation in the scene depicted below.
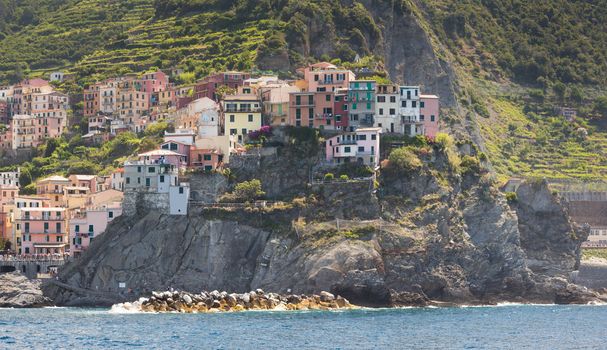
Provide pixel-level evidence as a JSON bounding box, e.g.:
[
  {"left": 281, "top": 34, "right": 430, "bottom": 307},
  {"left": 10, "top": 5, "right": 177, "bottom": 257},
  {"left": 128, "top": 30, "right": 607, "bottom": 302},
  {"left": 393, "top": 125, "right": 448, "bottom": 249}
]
[{"left": 1, "top": 0, "right": 607, "bottom": 182}]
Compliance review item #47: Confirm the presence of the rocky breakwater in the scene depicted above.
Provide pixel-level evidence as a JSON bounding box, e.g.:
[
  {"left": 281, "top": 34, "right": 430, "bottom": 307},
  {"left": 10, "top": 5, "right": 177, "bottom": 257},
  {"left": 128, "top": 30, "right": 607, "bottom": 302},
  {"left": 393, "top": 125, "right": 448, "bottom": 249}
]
[
  {"left": 0, "top": 272, "right": 53, "bottom": 308},
  {"left": 114, "top": 289, "right": 352, "bottom": 313}
]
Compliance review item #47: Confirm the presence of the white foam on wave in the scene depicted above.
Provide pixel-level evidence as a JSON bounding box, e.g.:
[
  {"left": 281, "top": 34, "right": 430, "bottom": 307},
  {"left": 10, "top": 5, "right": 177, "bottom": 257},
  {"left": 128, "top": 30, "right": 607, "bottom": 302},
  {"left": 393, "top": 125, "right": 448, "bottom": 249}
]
[{"left": 109, "top": 301, "right": 146, "bottom": 314}]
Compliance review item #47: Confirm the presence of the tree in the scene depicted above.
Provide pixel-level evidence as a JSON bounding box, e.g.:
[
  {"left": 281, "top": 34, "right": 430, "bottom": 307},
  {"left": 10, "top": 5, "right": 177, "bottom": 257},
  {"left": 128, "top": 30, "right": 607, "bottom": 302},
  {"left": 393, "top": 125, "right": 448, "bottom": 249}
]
[
  {"left": 388, "top": 147, "right": 422, "bottom": 173},
  {"left": 570, "top": 86, "right": 583, "bottom": 105},
  {"left": 594, "top": 96, "right": 607, "bottom": 117},
  {"left": 233, "top": 179, "right": 265, "bottom": 202},
  {"left": 553, "top": 82, "right": 568, "bottom": 103}
]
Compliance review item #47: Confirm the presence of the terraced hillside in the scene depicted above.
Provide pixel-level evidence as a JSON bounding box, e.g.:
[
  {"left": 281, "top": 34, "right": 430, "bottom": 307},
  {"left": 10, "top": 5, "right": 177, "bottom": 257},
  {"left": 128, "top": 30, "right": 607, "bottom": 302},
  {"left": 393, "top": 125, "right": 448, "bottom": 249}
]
[{"left": 0, "top": 0, "right": 607, "bottom": 182}]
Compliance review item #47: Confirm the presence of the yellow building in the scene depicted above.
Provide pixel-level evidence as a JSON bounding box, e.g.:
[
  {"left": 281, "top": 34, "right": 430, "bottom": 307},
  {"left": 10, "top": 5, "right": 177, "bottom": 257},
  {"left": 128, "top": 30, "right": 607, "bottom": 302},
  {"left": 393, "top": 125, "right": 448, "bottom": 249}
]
[
  {"left": 36, "top": 175, "right": 70, "bottom": 207},
  {"left": 222, "top": 94, "right": 262, "bottom": 143}
]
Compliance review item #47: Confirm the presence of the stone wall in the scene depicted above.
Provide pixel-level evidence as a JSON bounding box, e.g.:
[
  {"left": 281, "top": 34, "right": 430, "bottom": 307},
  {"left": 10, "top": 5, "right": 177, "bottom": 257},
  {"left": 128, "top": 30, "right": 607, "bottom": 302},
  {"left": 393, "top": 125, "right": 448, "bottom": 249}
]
[
  {"left": 123, "top": 190, "right": 170, "bottom": 216},
  {"left": 189, "top": 173, "right": 229, "bottom": 203}
]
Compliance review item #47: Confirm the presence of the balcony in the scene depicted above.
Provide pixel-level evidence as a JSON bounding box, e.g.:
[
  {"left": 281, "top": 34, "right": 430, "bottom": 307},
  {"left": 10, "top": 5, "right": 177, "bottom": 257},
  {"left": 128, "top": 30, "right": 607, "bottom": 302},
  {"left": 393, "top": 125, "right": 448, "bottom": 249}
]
[{"left": 224, "top": 107, "right": 261, "bottom": 113}]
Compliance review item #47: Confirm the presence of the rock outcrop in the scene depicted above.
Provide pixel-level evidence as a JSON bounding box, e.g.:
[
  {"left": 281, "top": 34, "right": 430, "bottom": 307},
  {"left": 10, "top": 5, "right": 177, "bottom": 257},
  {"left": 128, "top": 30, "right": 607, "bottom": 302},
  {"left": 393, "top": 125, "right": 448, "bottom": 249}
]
[
  {"left": 43, "top": 144, "right": 599, "bottom": 307},
  {"left": 0, "top": 272, "right": 53, "bottom": 308}
]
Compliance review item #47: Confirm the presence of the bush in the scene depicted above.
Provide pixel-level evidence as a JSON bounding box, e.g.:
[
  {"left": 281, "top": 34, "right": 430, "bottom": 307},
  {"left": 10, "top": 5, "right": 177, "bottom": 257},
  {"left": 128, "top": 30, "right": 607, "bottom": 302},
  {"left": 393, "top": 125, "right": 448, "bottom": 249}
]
[
  {"left": 387, "top": 147, "right": 423, "bottom": 173},
  {"left": 233, "top": 179, "right": 265, "bottom": 202},
  {"left": 339, "top": 175, "right": 349, "bottom": 181},
  {"left": 460, "top": 155, "right": 481, "bottom": 175},
  {"left": 505, "top": 192, "right": 518, "bottom": 203},
  {"left": 324, "top": 173, "right": 334, "bottom": 181}
]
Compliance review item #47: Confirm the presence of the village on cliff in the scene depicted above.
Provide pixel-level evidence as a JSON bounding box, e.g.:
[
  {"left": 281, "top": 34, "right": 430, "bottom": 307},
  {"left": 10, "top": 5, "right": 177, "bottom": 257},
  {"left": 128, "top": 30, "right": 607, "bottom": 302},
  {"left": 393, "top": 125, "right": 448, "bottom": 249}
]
[{"left": 0, "top": 62, "right": 602, "bottom": 278}]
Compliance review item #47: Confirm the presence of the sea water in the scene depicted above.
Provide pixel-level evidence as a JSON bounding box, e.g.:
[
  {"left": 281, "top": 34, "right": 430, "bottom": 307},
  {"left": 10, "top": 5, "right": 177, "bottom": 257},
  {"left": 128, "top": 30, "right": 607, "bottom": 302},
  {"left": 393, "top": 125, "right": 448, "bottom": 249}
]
[{"left": 1, "top": 305, "right": 606, "bottom": 349}]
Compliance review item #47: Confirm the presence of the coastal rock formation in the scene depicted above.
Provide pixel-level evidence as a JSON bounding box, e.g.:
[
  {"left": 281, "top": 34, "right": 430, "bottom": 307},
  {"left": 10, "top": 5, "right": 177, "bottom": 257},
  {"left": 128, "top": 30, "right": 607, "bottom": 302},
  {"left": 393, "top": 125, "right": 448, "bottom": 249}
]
[
  {"left": 44, "top": 145, "right": 599, "bottom": 307},
  {"left": 513, "top": 180, "right": 588, "bottom": 277},
  {"left": 0, "top": 272, "right": 53, "bottom": 308},
  {"left": 113, "top": 289, "right": 353, "bottom": 313}
]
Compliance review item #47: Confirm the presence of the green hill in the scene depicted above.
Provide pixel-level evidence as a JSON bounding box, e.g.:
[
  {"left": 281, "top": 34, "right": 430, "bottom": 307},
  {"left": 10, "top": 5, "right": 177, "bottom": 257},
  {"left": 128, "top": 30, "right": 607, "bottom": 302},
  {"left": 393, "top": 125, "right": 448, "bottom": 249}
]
[{"left": 1, "top": 0, "right": 607, "bottom": 182}]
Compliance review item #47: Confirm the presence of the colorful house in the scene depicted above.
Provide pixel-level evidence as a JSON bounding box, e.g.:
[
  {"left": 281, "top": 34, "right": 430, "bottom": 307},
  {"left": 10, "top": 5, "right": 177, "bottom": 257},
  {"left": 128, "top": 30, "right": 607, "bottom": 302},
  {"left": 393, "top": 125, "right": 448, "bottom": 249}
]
[
  {"left": 222, "top": 94, "right": 262, "bottom": 143},
  {"left": 16, "top": 207, "right": 67, "bottom": 255},
  {"left": 36, "top": 175, "right": 70, "bottom": 207},
  {"left": 348, "top": 80, "right": 376, "bottom": 130},
  {"left": 195, "top": 72, "right": 251, "bottom": 101},
  {"left": 420, "top": 95, "right": 440, "bottom": 139},
  {"left": 325, "top": 127, "right": 382, "bottom": 168},
  {"left": 303, "top": 62, "right": 355, "bottom": 92},
  {"left": 374, "top": 84, "right": 400, "bottom": 133}
]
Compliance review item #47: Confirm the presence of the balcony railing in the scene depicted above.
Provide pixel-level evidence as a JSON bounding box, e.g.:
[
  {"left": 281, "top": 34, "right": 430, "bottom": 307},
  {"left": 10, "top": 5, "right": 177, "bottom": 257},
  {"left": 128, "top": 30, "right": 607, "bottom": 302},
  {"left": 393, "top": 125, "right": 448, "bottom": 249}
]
[{"left": 224, "top": 107, "right": 261, "bottom": 113}]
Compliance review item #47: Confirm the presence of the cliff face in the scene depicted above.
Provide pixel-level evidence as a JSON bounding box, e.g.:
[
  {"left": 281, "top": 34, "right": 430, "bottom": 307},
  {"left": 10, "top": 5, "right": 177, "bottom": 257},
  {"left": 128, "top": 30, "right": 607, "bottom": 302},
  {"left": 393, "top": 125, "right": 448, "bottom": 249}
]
[{"left": 44, "top": 145, "right": 596, "bottom": 307}]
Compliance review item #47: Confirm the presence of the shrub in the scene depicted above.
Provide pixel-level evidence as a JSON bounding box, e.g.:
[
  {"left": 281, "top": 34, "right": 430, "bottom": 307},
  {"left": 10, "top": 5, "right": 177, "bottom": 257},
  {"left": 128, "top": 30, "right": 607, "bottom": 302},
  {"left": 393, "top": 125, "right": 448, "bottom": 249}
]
[
  {"left": 388, "top": 147, "right": 423, "bottom": 173},
  {"left": 339, "top": 175, "right": 349, "bottom": 181},
  {"left": 460, "top": 155, "right": 481, "bottom": 175},
  {"left": 324, "top": 173, "right": 335, "bottom": 181},
  {"left": 435, "top": 133, "right": 455, "bottom": 150},
  {"left": 227, "top": 179, "right": 266, "bottom": 202},
  {"left": 505, "top": 192, "right": 518, "bottom": 203}
]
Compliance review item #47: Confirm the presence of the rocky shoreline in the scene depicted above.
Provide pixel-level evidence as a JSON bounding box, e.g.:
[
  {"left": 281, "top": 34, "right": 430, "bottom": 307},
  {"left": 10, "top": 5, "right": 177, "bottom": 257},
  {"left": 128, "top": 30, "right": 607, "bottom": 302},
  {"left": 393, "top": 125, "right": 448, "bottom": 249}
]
[
  {"left": 0, "top": 272, "right": 53, "bottom": 308},
  {"left": 113, "top": 289, "right": 353, "bottom": 313}
]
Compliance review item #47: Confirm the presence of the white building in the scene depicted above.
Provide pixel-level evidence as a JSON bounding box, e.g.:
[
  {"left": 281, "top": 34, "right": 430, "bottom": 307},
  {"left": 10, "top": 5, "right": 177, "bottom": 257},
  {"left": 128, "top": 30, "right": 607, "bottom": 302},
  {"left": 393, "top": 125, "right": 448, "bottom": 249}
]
[
  {"left": 399, "top": 86, "right": 423, "bottom": 136},
  {"left": 374, "top": 84, "right": 400, "bottom": 133},
  {"left": 49, "top": 72, "right": 65, "bottom": 82},
  {"left": 325, "top": 127, "right": 382, "bottom": 168},
  {"left": 0, "top": 168, "right": 20, "bottom": 187}
]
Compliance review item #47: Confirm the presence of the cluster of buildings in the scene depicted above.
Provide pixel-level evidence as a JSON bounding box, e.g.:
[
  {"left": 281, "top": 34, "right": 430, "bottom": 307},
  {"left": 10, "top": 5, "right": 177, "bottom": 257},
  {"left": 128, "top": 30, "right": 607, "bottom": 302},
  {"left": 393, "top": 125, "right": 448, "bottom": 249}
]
[
  {"left": 0, "top": 61, "right": 443, "bottom": 256},
  {"left": 0, "top": 79, "right": 69, "bottom": 151},
  {"left": 0, "top": 170, "right": 123, "bottom": 256}
]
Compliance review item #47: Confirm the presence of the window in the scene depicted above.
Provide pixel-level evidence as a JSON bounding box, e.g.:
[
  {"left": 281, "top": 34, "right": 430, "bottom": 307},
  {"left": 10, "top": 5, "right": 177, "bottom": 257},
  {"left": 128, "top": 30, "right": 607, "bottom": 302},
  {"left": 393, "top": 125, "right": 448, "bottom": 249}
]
[
  {"left": 352, "top": 103, "right": 357, "bottom": 110},
  {"left": 295, "top": 109, "right": 301, "bottom": 120},
  {"left": 75, "top": 225, "right": 80, "bottom": 233},
  {"left": 295, "top": 95, "right": 301, "bottom": 105},
  {"left": 179, "top": 187, "right": 184, "bottom": 194},
  {"left": 230, "top": 129, "right": 237, "bottom": 135},
  {"left": 379, "top": 108, "right": 384, "bottom": 115},
  {"left": 377, "top": 96, "right": 386, "bottom": 103},
  {"left": 149, "top": 167, "right": 156, "bottom": 173},
  {"left": 358, "top": 146, "right": 365, "bottom": 152},
  {"left": 126, "top": 177, "right": 130, "bottom": 184},
  {"left": 242, "top": 128, "right": 247, "bottom": 135},
  {"left": 109, "top": 211, "right": 114, "bottom": 218},
  {"left": 402, "top": 101, "right": 407, "bottom": 108},
  {"left": 420, "top": 101, "right": 425, "bottom": 108},
  {"left": 412, "top": 101, "right": 417, "bottom": 108},
  {"left": 389, "top": 108, "right": 395, "bottom": 115},
  {"left": 248, "top": 115, "right": 253, "bottom": 122},
  {"left": 56, "top": 222, "right": 61, "bottom": 233},
  {"left": 420, "top": 115, "right": 425, "bottom": 121},
  {"left": 371, "top": 134, "right": 377, "bottom": 140},
  {"left": 137, "top": 166, "right": 142, "bottom": 173},
  {"left": 358, "top": 134, "right": 367, "bottom": 141},
  {"left": 229, "top": 115, "right": 235, "bottom": 123},
  {"left": 160, "top": 175, "right": 165, "bottom": 183},
  {"left": 204, "top": 154, "right": 212, "bottom": 161},
  {"left": 170, "top": 143, "right": 178, "bottom": 151},
  {"left": 390, "top": 96, "right": 396, "bottom": 103},
  {"left": 308, "top": 95, "right": 314, "bottom": 105},
  {"left": 145, "top": 178, "right": 150, "bottom": 187},
  {"left": 56, "top": 236, "right": 62, "bottom": 242},
  {"left": 344, "top": 146, "right": 351, "bottom": 153},
  {"left": 431, "top": 115, "right": 436, "bottom": 122},
  {"left": 89, "top": 225, "right": 94, "bottom": 233}
]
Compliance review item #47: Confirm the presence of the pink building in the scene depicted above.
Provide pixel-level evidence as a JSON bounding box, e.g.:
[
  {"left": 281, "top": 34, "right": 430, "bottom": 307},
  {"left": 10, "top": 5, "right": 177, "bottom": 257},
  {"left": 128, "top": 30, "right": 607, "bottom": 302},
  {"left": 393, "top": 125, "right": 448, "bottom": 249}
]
[
  {"left": 69, "top": 202, "right": 122, "bottom": 255},
  {"left": 303, "top": 62, "right": 355, "bottom": 92},
  {"left": 420, "top": 95, "right": 439, "bottom": 139},
  {"left": 194, "top": 72, "right": 251, "bottom": 101},
  {"left": 288, "top": 91, "right": 338, "bottom": 130},
  {"left": 160, "top": 140, "right": 191, "bottom": 164},
  {"left": 68, "top": 175, "right": 98, "bottom": 194},
  {"left": 17, "top": 207, "right": 67, "bottom": 255},
  {"left": 325, "top": 127, "right": 382, "bottom": 168},
  {"left": 189, "top": 148, "right": 223, "bottom": 171}
]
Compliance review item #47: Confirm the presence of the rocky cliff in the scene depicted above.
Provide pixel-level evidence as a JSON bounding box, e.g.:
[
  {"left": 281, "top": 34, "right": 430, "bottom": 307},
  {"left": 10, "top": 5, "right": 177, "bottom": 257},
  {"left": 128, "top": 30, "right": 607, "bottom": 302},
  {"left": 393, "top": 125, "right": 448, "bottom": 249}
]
[{"left": 44, "top": 141, "right": 598, "bottom": 307}]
